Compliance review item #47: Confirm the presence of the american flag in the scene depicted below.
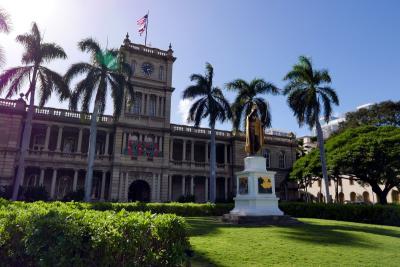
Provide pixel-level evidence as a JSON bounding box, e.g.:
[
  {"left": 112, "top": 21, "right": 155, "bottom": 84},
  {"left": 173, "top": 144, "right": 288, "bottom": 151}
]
[{"left": 137, "top": 14, "right": 148, "bottom": 36}]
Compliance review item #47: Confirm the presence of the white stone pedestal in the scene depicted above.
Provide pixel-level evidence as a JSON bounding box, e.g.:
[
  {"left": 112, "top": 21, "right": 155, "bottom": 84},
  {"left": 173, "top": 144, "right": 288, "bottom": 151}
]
[{"left": 229, "top": 156, "right": 283, "bottom": 216}]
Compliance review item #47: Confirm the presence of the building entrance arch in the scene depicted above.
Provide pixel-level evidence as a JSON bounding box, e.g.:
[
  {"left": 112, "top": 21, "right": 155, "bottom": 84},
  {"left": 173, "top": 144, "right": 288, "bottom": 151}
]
[{"left": 128, "top": 180, "right": 151, "bottom": 202}]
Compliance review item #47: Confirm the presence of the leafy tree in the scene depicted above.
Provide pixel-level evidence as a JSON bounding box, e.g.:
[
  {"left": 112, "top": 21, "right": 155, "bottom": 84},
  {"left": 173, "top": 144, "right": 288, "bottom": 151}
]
[
  {"left": 0, "top": 22, "right": 69, "bottom": 200},
  {"left": 182, "top": 62, "right": 232, "bottom": 203},
  {"left": 64, "top": 38, "right": 133, "bottom": 202},
  {"left": 290, "top": 126, "right": 400, "bottom": 204},
  {"left": 339, "top": 100, "right": 400, "bottom": 130},
  {"left": 283, "top": 55, "right": 339, "bottom": 202},
  {"left": 0, "top": 7, "right": 11, "bottom": 66},
  {"left": 225, "top": 78, "right": 278, "bottom": 132}
]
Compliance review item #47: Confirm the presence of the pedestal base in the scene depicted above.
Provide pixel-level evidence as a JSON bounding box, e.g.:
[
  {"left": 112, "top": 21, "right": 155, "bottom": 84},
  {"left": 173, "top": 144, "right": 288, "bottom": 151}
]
[
  {"left": 222, "top": 214, "right": 302, "bottom": 226},
  {"left": 230, "top": 195, "right": 284, "bottom": 216}
]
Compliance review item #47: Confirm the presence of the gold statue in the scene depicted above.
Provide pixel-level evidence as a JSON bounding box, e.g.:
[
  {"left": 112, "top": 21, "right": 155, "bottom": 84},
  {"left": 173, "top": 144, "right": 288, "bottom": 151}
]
[{"left": 245, "top": 105, "right": 265, "bottom": 155}]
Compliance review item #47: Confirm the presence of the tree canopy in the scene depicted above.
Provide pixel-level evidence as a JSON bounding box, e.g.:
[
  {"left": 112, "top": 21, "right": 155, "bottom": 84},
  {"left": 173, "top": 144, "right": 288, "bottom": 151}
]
[
  {"left": 291, "top": 126, "right": 400, "bottom": 204},
  {"left": 339, "top": 100, "right": 400, "bottom": 130}
]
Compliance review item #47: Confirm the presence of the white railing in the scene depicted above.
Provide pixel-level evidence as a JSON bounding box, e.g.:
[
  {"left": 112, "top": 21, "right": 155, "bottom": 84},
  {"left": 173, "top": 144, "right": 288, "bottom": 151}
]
[
  {"left": 32, "top": 106, "right": 113, "bottom": 124},
  {"left": 127, "top": 43, "right": 169, "bottom": 57},
  {"left": 0, "top": 99, "right": 17, "bottom": 108},
  {"left": 170, "top": 124, "right": 232, "bottom": 138}
]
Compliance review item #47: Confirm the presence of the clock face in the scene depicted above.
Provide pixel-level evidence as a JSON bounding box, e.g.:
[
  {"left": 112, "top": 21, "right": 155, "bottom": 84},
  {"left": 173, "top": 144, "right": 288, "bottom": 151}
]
[{"left": 141, "top": 62, "right": 154, "bottom": 76}]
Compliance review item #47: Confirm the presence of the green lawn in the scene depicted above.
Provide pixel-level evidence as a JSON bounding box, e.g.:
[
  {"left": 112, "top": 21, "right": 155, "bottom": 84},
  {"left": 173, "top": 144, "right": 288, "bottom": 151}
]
[{"left": 187, "top": 217, "right": 400, "bottom": 267}]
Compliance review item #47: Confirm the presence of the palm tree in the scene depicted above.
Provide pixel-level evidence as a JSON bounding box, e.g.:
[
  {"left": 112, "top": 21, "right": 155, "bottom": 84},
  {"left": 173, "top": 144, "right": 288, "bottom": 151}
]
[
  {"left": 0, "top": 7, "right": 11, "bottom": 66},
  {"left": 226, "top": 78, "right": 279, "bottom": 132},
  {"left": 283, "top": 55, "right": 339, "bottom": 203},
  {"left": 0, "top": 22, "right": 69, "bottom": 200},
  {"left": 64, "top": 38, "right": 133, "bottom": 202},
  {"left": 182, "top": 62, "right": 232, "bottom": 203}
]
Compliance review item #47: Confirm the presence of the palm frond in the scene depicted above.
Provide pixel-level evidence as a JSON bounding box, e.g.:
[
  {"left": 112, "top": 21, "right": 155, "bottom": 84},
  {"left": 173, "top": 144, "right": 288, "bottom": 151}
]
[
  {"left": 78, "top": 38, "right": 101, "bottom": 56},
  {"left": 64, "top": 62, "right": 94, "bottom": 84},
  {"left": 182, "top": 85, "right": 207, "bottom": 99},
  {"left": 41, "top": 43, "right": 67, "bottom": 62},
  {"left": 225, "top": 79, "right": 248, "bottom": 91},
  {"left": 0, "top": 8, "right": 11, "bottom": 33},
  {"left": 0, "top": 66, "right": 31, "bottom": 97},
  {"left": 40, "top": 66, "right": 69, "bottom": 102}
]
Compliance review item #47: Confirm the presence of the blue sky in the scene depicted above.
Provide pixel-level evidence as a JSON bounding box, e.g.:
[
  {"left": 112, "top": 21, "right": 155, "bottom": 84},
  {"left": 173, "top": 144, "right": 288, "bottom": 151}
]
[{"left": 0, "top": 0, "right": 399, "bottom": 136}]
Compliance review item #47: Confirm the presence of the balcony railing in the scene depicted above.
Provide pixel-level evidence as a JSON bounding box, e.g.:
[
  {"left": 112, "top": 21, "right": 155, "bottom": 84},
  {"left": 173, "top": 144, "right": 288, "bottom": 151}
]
[
  {"left": 33, "top": 106, "right": 114, "bottom": 124},
  {"left": 27, "top": 149, "right": 112, "bottom": 161},
  {"left": 170, "top": 160, "right": 228, "bottom": 171},
  {"left": 125, "top": 42, "right": 169, "bottom": 57},
  {"left": 170, "top": 124, "right": 232, "bottom": 138}
]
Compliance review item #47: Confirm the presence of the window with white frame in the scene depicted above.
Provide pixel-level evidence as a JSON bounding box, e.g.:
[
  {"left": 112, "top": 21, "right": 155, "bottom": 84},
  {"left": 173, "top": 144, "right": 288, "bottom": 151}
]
[
  {"left": 131, "top": 60, "right": 136, "bottom": 74},
  {"left": 33, "top": 134, "right": 45, "bottom": 151},
  {"left": 278, "top": 151, "right": 286, "bottom": 168},
  {"left": 263, "top": 149, "right": 271, "bottom": 168},
  {"left": 131, "top": 92, "right": 142, "bottom": 114},
  {"left": 148, "top": 95, "right": 156, "bottom": 116},
  {"left": 159, "top": 65, "right": 164, "bottom": 80}
]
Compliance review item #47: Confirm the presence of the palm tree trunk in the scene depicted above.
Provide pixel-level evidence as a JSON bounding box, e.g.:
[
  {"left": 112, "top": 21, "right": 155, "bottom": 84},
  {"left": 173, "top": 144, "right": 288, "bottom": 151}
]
[
  {"left": 12, "top": 66, "right": 38, "bottom": 201},
  {"left": 84, "top": 103, "right": 99, "bottom": 202},
  {"left": 315, "top": 119, "right": 331, "bottom": 203},
  {"left": 210, "top": 122, "right": 216, "bottom": 203}
]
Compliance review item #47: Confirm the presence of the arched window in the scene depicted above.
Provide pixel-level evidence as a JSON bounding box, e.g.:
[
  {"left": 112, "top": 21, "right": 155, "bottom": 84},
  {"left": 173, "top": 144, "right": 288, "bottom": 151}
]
[
  {"left": 350, "top": 192, "right": 356, "bottom": 202},
  {"left": 392, "top": 190, "right": 399, "bottom": 203},
  {"left": 26, "top": 174, "right": 39, "bottom": 187},
  {"left": 148, "top": 95, "right": 156, "bottom": 116},
  {"left": 56, "top": 175, "right": 73, "bottom": 199},
  {"left": 362, "top": 191, "right": 370, "bottom": 203},
  {"left": 159, "top": 65, "right": 164, "bottom": 80},
  {"left": 131, "top": 92, "right": 142, "bottom": 114},
  {"left": 263, "top": 149, "right": 271, "bottom": 168},
  {"left": 278, "top": 151, "right": 286, "bottom": 169},
  {"left": 131, "top": 60, "right": 136, "bottom": 74},
  {"left": 338, "top": 192, "right": 345, "bottom": 204},
  {"left": 63, "top": 137, "right": 75, "bottom": 153}
]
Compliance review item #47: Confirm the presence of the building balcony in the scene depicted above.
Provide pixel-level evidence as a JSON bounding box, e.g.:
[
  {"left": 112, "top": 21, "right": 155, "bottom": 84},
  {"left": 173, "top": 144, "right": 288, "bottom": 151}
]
[
  {"left": 170, "top": 160, "right": 229, "bottom": 172},
  {"left": 26, "top": 149, "right": 112, "bottom": 162}
]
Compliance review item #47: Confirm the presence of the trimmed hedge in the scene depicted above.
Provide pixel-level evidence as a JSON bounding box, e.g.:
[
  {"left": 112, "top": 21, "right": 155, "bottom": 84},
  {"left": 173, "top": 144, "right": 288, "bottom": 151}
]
[
  {"left": 280, "top": 202, "right": 400, "bottom": 226},
  {"left": 0, "top": 200, "right": 190, "bottom": 266}
]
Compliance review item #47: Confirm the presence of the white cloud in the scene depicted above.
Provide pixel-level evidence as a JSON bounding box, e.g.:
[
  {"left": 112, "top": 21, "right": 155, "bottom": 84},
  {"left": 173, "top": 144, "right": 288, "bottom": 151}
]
[{"left": 178, "top": 99, "right": 193, "bottom": 125}]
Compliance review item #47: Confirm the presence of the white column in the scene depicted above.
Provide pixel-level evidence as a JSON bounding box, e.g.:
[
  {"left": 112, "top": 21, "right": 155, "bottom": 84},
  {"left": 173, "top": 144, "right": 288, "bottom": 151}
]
[
  {"left": 190, "top": 176, "right": 194, "bottom": 195},
  {"left": 224, "top": 144, "right": 228, "bottom": 164},
  {"left": 118, "top": 171, "right": 124, "bottom": 200},
  {"left": 50, "top": 169, "right": 57, "bottom": 199},
  {"left": 39, "top": 168, "right": 45, "bottom": 186},
  {"left": 152, "top": 173, "right": 156, "bottom": 201},
  {"left": 77, "top": 128, "right": 83, "bottom": 153},
  {"left": 182, "top": 176, "right": 185, "bottom": 196},
  {"left": 121, "top": 132, "right": 126, "bottom": 154},
  {"left": 168, "top": 175, "right": 172, "bottom": 201},
  {"left": 44, "top": 125, "right": 51, "bottom": 151},
  {"left": 157, "top": 174, "right": 161, "bottom": 201},
  {"left": 170, "top": 139, "right": 174, "bottom": 160},
  {"left": 191, "top": 141, "right": 194, "bottom": 162},
  {"left": 205, "top": 177, "right": 209, "bottom": 202},
  {"left": 182, "top": 140, "right": 186, "bottom": 161},
  {"left": 56, "top": 126, "right": 63, "bottom": 151},
  {"left": 124, "top": 172, "right": 129, "bottom": 201},
  {"left": 100, "top": 171, "right": 106, "bottom": 200},
  {"left": 104, "top": 132, "right": 110, "bottom": 155},
  {"left": 224, "top": 177, "right": 228, "bottom": 200},
  {"left": 73, "top": 170, "right": 78, "bottom": 191},
  {"left": 205, "top": 142, "right": 209, "bottom": 163}
]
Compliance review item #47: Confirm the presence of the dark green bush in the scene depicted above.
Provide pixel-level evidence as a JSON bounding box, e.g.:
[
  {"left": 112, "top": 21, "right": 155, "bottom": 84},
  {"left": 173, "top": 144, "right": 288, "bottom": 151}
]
[
  {"left": 62, "top": 189, "right": 84, "bottom": 201},
  {"left": 0, "top": 200, "right": 190, "bottom": 266},
  {"left": 177, "top": 194, "right": 195, "bottom": 203},
  {"left": 280, "top": 202, "right": 400, "bottom": 226},
  {"left": 23, "top": 186, "right": 49, "bottom": 202}
]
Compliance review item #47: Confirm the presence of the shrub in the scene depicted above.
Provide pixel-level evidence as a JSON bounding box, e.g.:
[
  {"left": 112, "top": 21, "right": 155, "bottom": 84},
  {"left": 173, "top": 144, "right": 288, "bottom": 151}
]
[
  {"left": 177, "top": 194, "right": 195, "bottom": 203},
  {"left": 0, "top": 201, "right": 190, "bottom": 266},
  {"left": 62, "top": 189, "right": 84, "bottom": 201},
  {"left": 280, "top": 202, "right": 400, "bottom": 226},
  {"left": 23, "top": 186, "right": 49, "bottom": 202}
]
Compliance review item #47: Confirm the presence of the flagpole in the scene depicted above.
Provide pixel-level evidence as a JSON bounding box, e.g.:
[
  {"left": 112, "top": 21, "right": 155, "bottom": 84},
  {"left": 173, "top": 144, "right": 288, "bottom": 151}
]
[{"left": 145, "top": 10, "right": 149, "bottom": 46}]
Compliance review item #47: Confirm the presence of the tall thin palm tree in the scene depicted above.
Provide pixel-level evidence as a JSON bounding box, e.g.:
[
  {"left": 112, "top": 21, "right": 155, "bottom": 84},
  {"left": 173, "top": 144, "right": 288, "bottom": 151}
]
[
  {"left": 283, "top": 55, "right": 339, "bottom": 203},
  {"left": 64, "top": 38, "right": 133, "bottom": 202},
  {"left": 0, "top": 7, "right": 11, "bottom": 66},
  {"left": 182, "top": 62, "right": 232, "bottom": 203},
  {"left": 226, "top": 78, "right": 279, "bottom": 133},
  {"left": 0, "top": 22, "right": 69, "bottom": 200}
]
